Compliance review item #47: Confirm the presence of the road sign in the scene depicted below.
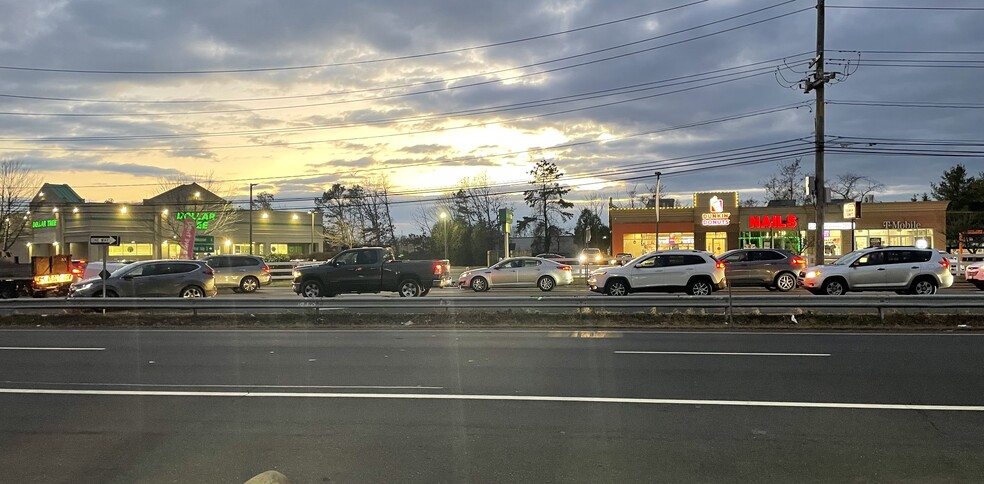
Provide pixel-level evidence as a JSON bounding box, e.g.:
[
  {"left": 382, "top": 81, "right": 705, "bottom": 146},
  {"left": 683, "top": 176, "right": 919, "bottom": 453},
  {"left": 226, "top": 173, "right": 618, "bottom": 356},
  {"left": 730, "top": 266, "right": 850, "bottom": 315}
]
[
  {"left": 194, "top": 235, "right": 215, "bottom": 253},
  {"left": 842, "top": 201, "right": 861, "bottom": 219},
  {"left": 89, "top": 235, "right": 120, "bottom": 246}
]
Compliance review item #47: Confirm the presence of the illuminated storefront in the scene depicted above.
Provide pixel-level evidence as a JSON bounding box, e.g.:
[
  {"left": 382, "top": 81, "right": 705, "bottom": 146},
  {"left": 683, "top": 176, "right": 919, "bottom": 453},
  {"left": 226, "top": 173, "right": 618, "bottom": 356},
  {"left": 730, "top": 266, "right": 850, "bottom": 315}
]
[
  {"left": 610, "top": 194, "right": 948, "bottom": 261},
  {"left": 28, "top": 182, "right": 323, "bottom": 261}
]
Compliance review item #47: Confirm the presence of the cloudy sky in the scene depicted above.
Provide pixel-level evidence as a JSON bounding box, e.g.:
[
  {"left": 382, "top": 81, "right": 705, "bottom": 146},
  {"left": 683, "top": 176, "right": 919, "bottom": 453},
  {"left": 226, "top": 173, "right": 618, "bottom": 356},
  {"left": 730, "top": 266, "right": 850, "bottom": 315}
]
[{"left": 1, "top": 0, "right": 982, "bottom": 232}]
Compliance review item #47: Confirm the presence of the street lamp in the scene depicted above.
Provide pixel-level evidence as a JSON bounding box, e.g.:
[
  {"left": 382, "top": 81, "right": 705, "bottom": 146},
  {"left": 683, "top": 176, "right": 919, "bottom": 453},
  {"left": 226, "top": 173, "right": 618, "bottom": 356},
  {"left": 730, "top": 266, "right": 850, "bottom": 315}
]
[
  {"left": 439, "top": 212, "right": 448, "bottom": 259},
  {"left": 248, "top": 183, "right": 258, "bottom": 255},
  {"left": 307, "top": 210, "right": 316, "bottom": 254},
  {"left": 654, "top": 171, "right": 662, "bottom": 252}
]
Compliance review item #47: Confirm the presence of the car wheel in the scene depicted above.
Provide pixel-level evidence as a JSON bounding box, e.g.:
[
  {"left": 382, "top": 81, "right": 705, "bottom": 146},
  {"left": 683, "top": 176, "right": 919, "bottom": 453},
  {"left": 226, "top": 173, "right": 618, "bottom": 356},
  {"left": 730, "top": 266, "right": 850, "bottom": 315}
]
[
  {"left": 605, "top": 279, "right": 629, "bottom": 296},
  {"left": 774, "top": 272, "right": 797, "bottom": 292},
  {"left": 973, "top": 281, "right": 984, "bottom": 291},
  {"left": 910, "top": 277, "right": 938, "bottom": 295},
  {"left": 94, "top": 289, "right": 118, "bottom": 297},
  {"left": 180, "top": 286, "right": 205, "bottom": 298},
  {"left": 537, "top": 276, "right": 556, "bottom": 292},
  {"left": 821, "top": 279, "right": 846, "bottom": 296},
  {"left": 301, "top": 280, "right": 323, "bottom": 298},
  {"left": 239, "top": 276, "right": 260, "bottom": 293},
  {"left": 687, "top": 278, "right": 712, "bottom": 296},
  {"left": 471, "top": 277, "right": 489, "bottom": 292},
  {"left": 399, "top": 279, "right": 422, "bottom": 298}
]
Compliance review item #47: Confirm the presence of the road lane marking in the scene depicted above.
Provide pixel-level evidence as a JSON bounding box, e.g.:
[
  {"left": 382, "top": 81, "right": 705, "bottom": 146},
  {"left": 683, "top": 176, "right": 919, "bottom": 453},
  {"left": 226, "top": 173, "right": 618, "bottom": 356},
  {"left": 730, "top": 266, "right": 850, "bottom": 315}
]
[
  {"left": 0, "top": 388, "right": 981, "bottom": 412},
  {"left": 614, "top": 351, "right": 830, "bottom": 357},
  {"left": 0, "top": 381, "right": 442, "bottom": 390},
  {"left": 0, "top": 346, "right": 105, "bottom": 351}
]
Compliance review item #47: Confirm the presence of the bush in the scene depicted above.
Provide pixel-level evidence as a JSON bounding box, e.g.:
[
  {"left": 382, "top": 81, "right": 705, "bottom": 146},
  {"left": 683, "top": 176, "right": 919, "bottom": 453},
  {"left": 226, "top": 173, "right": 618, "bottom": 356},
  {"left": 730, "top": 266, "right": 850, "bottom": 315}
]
[{"left": 263, "top": 253, "right": 293, "bottom": 262}]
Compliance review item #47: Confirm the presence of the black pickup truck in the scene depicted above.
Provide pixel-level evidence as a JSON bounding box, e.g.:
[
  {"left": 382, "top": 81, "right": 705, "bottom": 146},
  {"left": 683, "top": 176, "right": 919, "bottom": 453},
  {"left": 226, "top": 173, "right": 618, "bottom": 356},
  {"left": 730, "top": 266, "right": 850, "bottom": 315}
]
[{"left": 292, "top": 247, "right": 452, "bottom": 297}]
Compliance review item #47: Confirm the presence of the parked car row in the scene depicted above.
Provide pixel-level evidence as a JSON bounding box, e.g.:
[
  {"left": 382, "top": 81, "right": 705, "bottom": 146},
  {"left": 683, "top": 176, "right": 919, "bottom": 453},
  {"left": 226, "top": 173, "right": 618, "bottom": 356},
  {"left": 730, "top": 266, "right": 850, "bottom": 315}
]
[
  {"left": 68, "top": 255, "right": 272, "bottom": 298},
  {"left": 61, "top": 246, "right": 977, "bottom": 299}
]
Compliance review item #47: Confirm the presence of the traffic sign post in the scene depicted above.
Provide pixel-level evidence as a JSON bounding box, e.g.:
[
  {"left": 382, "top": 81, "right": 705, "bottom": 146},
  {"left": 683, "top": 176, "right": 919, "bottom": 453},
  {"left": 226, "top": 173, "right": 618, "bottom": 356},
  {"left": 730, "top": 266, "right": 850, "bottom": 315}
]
[
  {"left": 194, "top": 235, "right": 215, "bottom": 254},
  {"left": 89, "top": 235, "right": 120, "bottom": 302}
]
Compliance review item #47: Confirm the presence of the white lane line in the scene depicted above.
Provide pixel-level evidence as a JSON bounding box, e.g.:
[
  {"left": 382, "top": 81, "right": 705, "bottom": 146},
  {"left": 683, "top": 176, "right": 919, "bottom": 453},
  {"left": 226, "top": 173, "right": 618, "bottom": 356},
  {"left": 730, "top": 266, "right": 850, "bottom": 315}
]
[
  {"left": 0, "top": 381, "right": 441, "bottom": 390},
  {"left": 0, "top": 346, "right": 105, "bottom": 351},
  {"left": 1, "top": 328, "right": 981, "bottom": 336},
  {"left": 614, "top": 351, "right": 830, "bottom": 357},
  {"left": 0, "top": 388, "right": 981, "bottom": 412}
]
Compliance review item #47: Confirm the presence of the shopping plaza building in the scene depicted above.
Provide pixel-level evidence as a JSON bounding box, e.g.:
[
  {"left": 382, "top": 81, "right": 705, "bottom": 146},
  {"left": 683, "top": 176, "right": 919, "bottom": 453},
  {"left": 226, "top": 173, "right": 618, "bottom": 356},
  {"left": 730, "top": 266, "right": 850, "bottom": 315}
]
[
  {"left": 610, "top": 191, "right": 948, "bottom": 261},
  {"left": 24, "top": 183, "right": 323, "bottom": 262}
]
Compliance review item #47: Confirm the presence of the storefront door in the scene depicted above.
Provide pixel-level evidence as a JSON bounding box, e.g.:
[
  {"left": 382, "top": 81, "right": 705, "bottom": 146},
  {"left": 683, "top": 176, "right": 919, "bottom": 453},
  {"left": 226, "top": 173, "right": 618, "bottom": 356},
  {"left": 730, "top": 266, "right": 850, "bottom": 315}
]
[{"left": 705, "top": 232, "right": 727, "bottom": 255}]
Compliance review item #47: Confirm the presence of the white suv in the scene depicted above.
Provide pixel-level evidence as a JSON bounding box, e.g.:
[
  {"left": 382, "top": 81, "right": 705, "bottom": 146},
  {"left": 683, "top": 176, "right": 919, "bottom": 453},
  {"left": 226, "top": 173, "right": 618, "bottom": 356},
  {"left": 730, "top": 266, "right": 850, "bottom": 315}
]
[
  {"left": 588, "top": 250, "right": 727, "bottom": 296},
  {"left": 798, "top": 246, "right": 953, "bottom": 295}
]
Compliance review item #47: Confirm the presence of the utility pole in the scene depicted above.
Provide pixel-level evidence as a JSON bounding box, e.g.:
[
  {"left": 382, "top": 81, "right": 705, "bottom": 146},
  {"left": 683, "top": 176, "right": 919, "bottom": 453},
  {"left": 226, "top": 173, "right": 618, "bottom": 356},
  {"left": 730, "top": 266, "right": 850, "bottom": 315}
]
[{"left": 804, "top": 0, "right": 834, "bottom": 266}]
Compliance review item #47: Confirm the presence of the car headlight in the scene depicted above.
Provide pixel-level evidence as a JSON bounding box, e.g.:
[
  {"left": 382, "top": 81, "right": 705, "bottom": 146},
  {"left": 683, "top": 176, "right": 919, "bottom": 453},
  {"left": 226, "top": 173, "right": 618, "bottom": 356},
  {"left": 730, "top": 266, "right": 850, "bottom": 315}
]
[
  {"left": 75, "top": 283, "right": 93, "bottom": 291},
  {"left": 805, "top": 270, "right": 821, "bottom": 278},
  {"left": 579, "top": 255, "right": 587, "bottom": 263},
  {"left": 292, "top": 270, "right": 301, "bottom": 278},
  {"left": 595, "top": 255, "right": 602, "bottom": 262}
]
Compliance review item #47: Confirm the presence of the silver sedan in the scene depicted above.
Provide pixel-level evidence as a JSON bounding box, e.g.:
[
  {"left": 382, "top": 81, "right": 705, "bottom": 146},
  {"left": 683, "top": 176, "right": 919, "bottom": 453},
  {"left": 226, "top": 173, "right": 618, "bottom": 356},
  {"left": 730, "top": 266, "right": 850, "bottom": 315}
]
[{"left": 459, "top": 257, "right": 574, "bottom": 292}]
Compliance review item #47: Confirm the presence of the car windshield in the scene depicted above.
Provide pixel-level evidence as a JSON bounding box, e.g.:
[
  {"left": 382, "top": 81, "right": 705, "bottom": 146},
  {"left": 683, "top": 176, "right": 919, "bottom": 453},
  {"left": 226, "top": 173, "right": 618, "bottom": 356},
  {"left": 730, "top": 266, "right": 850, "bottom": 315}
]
[
  {"left": 831, "top": 250, "right": 865, "bottom": 265},
  {"left": 109, "top": 261, "right": 144, "bottom": 277}
]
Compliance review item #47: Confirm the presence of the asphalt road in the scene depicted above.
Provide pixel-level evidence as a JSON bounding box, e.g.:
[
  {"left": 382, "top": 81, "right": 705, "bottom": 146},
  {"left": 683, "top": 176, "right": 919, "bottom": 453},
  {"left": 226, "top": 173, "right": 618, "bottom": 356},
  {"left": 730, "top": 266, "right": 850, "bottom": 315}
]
[{"left": 1, "top": 328, "right": 983, "bottom": 482}]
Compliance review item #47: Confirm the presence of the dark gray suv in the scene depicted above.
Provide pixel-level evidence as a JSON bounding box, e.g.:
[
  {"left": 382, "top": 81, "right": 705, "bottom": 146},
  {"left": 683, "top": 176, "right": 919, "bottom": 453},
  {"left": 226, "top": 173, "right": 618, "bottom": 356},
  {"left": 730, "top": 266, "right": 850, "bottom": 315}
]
[
  {"left": 69, "top": 260, "right": 217, "bottom": 298},
  {"left": 200, "top": 255, "right": 272, "bottom": 293},
  {"left": 718, "top": 249, "right": 807, "bottom": 292}
]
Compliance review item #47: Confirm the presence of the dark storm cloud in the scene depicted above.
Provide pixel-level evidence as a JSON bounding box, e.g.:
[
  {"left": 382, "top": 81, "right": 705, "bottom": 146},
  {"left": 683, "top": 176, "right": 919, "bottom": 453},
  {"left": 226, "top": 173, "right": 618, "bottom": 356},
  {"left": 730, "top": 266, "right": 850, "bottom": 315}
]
[{"left": 0, "top": 0, "right": 981, "bottom": 226}]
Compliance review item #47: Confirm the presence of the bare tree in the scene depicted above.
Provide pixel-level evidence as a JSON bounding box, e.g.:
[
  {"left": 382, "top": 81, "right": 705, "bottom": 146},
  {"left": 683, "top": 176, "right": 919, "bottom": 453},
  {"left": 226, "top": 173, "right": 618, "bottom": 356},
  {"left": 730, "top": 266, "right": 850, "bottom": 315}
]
[
  {"left": 763, "top": 158, "right": 811, "bottom": 204},
  {"left": 830, "top": 173, "right": 885, "bottom": 201},
  {"left": 0, "top": 159, "right": 41, "bottom": 253},
  {"left": 740, "top": 198, "right": 761, "bottom": 208}
]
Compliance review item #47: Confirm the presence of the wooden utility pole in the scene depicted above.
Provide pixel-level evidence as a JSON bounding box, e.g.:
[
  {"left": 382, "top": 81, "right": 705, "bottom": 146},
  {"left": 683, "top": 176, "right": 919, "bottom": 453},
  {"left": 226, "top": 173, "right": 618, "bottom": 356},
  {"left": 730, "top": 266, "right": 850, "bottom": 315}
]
[{"left": 805, "top": 0, "right": 833, "bottom": 265}]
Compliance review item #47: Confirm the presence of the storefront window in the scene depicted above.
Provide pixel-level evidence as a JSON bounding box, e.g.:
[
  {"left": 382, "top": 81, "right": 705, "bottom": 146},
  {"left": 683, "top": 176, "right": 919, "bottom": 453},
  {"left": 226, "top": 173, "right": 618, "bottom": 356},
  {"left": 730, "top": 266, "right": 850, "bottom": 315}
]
[
  {"left": 854, "top": 228, "right": 934, "bottom": 249},
  {"left": 822, "top": 230, "right": 843, "bottom": 257},
  {"left": 740, "top": 231, "right": 802, "bottom": 252},
  {"left": 109, "top": 243, "right": 153, "bottom": 258},
  {"left": 705, "top": 232, "right": 727, "bottom": 255},
  {"left": 268, "top": 243, "right": 288, "bottom": 255},
  {"left": 623, "top": 232, "right": 695, "bottom": 256}
]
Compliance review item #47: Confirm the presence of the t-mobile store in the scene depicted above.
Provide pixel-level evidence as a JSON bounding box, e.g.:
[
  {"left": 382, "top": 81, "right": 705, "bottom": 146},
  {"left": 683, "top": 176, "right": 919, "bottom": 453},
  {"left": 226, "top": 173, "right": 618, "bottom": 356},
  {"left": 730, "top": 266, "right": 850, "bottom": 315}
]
[{"left": 610, "top": 194, "right": 947, "bottom": 260}]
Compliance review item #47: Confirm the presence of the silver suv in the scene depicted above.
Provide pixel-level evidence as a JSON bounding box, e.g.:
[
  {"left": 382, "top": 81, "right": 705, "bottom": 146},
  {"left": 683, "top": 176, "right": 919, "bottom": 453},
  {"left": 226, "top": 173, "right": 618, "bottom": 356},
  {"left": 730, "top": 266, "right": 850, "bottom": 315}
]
[
  {"left": 588, "top": 250, "right": 727, "bottom": 296},
  {"left": 200, "top": 255, "right": 272, "bottom": 293},
  {"left": 69, "top": 260, "right": 217, "bottom": 298},
  {"left": 798, "top": 246, "right": 953, "bottom": 295}
]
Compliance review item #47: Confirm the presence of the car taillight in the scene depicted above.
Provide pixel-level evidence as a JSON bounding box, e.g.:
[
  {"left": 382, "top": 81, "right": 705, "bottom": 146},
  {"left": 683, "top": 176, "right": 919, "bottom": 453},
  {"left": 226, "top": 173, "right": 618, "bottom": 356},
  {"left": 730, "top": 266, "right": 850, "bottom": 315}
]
[
  {"left": 71, "top": 268, "right": 82, "bottom": 275},
  {"left": 559, "top": 265, "right": 572, "bottom": 271},
  {"left": 433, "top": 263, "right": 443, "bottom": 275},
  {"left": 791, "top": 256, "right": 806, "bottom": 265},
  {"left": 940, "top": 258, "right": 950, "bottom": 269},
  {"left": 203, "top": 268, "right": 214, "bottom": 275},
  {"left": 716, "top": 261, "right": 726, "bottom": 270},
  {"left": 262, "top": 265, "right": 271, "bottom": 273}
]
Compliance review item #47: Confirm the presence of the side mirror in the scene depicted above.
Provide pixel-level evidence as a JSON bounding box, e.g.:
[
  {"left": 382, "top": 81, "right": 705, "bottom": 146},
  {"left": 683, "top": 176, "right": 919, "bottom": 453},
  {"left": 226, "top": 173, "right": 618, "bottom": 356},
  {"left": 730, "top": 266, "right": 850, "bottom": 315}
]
[
  {"left": 121, "top": 275, "right": 134, "bottom": 281},
  {"left": 850, "top": 261, "right": 860, "bottom": 268}
]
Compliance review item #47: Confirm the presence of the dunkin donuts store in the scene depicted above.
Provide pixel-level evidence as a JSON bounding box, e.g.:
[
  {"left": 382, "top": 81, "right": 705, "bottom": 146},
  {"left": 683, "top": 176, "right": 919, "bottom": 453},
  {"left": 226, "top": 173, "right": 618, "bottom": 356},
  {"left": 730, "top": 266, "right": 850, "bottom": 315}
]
[{"left": 609, "top": 191, "right": 948, "bottom": 261}]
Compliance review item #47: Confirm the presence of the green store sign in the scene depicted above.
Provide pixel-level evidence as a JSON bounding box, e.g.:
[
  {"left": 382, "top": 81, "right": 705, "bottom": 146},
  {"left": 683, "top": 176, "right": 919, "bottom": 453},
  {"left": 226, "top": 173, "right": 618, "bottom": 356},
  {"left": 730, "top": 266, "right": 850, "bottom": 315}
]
[
  {"left": 32, "top": 219, "right": 57, "bottom": 229},
  {"left": 175, "top": 212, "right": 216, "bottom": 230}
]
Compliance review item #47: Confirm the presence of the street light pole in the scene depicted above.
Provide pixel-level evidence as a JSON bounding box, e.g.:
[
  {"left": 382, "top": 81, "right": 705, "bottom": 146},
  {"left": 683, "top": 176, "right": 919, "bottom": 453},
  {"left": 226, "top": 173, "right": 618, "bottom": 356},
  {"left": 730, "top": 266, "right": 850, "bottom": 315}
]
[
  {"left": 248, "top": 183, "right": 257, "bottom": 255},
  {"left": 440, "top": 212, "right": 448, "bottom": 259},
  {"left": 654, "top": 171, "right": 662, "bottom": 252},
  {"left": 308, "top": 210, "right": 315, "bottom": 254}
]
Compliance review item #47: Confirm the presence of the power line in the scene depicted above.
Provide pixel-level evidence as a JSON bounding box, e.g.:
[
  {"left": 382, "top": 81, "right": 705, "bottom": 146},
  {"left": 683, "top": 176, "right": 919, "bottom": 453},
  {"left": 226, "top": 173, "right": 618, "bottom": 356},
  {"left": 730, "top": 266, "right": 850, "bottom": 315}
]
[
  {"left": 2, "top": 59, "right": 807, "bottom": 142},
  {"left": 827, "top": 100, "right": 984, "bottom": 109},
  {"left": 0, "top": 1, "right": 710, "bottom": 75},
  {"left": 0, "top": 6, "right": 811, "bottom": 117},
  {"left": 827, "top": 5, "right": 984, "bottom": 11},
  {"left": 0, "top": 92, "right": 811, "bottom": 153}
]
